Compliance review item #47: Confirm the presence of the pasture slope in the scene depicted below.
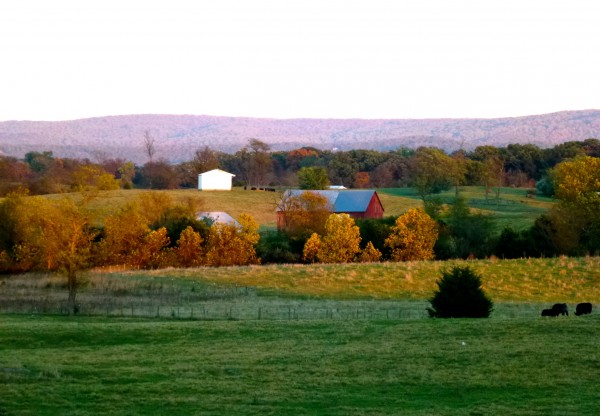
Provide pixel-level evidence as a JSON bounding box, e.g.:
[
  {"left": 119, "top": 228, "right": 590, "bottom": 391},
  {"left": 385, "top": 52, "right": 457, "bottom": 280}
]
[
  {"left": 1, "top": 257, "right": 599, "bottom": 415},
  {"left": 58, "top": 185, "right": 549, "bottom": 231}
]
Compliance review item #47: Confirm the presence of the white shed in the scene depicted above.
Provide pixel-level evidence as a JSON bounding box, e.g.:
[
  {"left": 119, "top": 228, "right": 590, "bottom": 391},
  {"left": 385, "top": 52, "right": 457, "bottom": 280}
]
[{"left": 198, "top": 169, "right": 235, "bottom": 191}]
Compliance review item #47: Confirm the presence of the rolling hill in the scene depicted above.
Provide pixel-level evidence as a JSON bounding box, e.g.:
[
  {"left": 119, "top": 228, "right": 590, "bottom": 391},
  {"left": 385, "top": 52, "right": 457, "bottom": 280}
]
[{"left": 1, "top": 110, "right": 599, "bottom": 163}]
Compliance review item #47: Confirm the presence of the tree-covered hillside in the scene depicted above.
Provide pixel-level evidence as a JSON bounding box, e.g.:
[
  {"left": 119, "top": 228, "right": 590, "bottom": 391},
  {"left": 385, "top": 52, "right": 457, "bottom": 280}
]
[{"left": 1, "top": 110, "right": 600, "bottom": 162}]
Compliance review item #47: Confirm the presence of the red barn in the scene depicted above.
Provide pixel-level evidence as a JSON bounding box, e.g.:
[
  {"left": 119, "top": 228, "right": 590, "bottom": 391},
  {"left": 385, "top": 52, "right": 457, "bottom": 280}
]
[{"left": 277, "top": 189, "right": 384, "bottom": 229}]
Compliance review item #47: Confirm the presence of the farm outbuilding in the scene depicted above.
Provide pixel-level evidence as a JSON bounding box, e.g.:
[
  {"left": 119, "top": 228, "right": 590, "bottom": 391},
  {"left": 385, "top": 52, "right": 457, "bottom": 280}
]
[
  {"left": 276, "top": 189, "right": 384, "bottom": 229},
  {"left": 197, "top": 212, "right": 239, "bottom": 226},
  {"left": 197, "top": 169, "right": 235, "bottom": 191}
]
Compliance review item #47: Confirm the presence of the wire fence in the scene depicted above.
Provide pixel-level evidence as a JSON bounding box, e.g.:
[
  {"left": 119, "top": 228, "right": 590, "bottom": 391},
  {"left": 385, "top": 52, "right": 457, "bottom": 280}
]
[{"left": 0, "top": 298, "right": 431, "bottom": 321}]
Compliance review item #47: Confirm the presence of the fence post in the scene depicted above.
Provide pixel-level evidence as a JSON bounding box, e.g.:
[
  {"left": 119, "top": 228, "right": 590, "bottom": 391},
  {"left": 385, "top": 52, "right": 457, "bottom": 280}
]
[{"left": 258, "top": 307, "right": 261, "bottom": 320}]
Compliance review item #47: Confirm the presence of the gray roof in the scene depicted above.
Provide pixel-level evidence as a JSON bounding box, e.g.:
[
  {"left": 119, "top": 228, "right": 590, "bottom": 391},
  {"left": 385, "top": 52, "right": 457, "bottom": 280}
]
[
  {"left": 197, "top": 211, "right": 239, "bottom": 225},
  {"left": 281, "top": 190, "right": 380, "bottom": 213}
]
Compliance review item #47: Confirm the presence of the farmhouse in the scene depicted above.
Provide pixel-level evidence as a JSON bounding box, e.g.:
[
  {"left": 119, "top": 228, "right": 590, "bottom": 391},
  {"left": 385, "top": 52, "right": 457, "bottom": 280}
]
[
  {"left": 197, "top": 169, "right": 235, "bottom": 191},
  {"left": 277, "top": 189, "right": 384, "bottom": 229}
]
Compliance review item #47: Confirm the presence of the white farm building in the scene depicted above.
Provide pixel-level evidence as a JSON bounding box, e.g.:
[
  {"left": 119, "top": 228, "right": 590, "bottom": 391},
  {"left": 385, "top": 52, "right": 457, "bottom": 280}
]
[{"left": 197, "top": 169, "right": 235, "bottom": 191}]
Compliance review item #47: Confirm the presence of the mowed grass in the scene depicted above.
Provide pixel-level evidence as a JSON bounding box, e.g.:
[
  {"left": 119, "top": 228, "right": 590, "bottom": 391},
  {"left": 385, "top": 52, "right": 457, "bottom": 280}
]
[
  {"left": 1, "top": 257, "right": 599, "bottom": 415},
  {"left": 0, "top": 315, "right": 598, "bottom": 415}
]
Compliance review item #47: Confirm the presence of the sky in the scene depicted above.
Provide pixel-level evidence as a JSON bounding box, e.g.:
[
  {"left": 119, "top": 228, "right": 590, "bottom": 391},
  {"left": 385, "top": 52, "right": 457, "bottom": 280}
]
[{"left": 1, "top": 0, "right": 599, "bottom": 121}]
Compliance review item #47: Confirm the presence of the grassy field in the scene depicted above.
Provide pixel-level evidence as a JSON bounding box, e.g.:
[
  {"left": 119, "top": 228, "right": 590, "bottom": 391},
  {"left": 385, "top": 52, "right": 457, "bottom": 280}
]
[
  {"left": 1, "top": 257, "right": 599, "bottom": 415},
  {"left": 45, "top": 185, "right": 549, "bottom": 232},
  {"left": 1, "top": 315, "right": 598, "bottom": 415},
  {"left": 379, "top": 186, "right": 554, "bottom": 231}
]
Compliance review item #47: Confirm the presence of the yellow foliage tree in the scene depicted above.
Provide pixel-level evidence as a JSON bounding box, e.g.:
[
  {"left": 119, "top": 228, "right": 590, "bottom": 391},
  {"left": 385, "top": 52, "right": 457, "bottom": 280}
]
[
  {"left": 204, "top": 214, "right": 260, "bottom": 266},
  {"left": 97, "top": 203, "right": 151, "bottom": 266},
  {"left": 357, "top": 241, "right": 382, "bottom": 263},
  {"left": 71, "top": 165, "right": 119, "bottom": 192},
  {"left": 0, "top": 192, "right": 96, "bottom": 312},
  {"left": 385, "top": 208, "right": 438, "bottom": 261},
  {"left": 302, "top": 232, "right": 321, "bottom": 263},
  {"left": 174, "top": 226, "right": 204, "bottom": 267},
  {"left": 549, "top": 156, "right": 600, "bottom": 253},
  {"left": 316, "top": 213, "right": 362, "bottom": 263}
]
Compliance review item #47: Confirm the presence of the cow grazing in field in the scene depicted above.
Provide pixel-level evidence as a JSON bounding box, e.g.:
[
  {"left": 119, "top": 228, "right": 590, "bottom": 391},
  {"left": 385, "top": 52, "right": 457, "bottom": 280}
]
[
  {"left": 541, "top": 308, "right": 558, "bottom": 317},
  {"left": 551, "top": 303, "right": 569, "bottom": 316},
  {"left": 575, "top": 302, "right": 592, "bottom": 316}
]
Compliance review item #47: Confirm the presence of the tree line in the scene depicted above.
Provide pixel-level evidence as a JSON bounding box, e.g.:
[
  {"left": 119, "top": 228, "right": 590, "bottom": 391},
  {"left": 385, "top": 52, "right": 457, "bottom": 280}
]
[{"left": 1, "top": 138, "right": 600, "bottom": 196}]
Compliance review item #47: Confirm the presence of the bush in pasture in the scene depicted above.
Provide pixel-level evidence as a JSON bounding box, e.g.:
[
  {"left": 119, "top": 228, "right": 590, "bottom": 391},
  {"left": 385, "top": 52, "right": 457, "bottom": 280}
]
[{"left": 427, "top": 266, "right": 493, "bottom": 318}]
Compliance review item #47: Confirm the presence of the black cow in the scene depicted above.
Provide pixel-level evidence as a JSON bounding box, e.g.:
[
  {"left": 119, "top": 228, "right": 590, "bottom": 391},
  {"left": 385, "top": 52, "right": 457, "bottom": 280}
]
[
  {"left": 541, "top": 308, "right": 558, "bottom": 317},
  {"left": 575, "top": 302, "right": 592, "bottom": 316},
  {"left": 551, "top": 303, "right": 569, "bottom": 316}
]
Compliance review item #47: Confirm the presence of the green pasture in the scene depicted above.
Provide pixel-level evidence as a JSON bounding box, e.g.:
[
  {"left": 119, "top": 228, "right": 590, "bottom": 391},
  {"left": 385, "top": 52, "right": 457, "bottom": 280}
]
[
  {"left": 1, "top": 314, "right": 598, "bottom": 415},
  {"left": 379, "top": 186, "right": 554, "bottom": 231},
  {"left": 1, "top": 257, "right": 599, "bottom": 415}
]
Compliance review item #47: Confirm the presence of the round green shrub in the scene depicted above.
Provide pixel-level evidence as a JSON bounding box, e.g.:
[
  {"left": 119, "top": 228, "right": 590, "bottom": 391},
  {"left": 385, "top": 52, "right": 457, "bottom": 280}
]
[{"left": 427, "top": 266, "right": 493, "bottom": 318}]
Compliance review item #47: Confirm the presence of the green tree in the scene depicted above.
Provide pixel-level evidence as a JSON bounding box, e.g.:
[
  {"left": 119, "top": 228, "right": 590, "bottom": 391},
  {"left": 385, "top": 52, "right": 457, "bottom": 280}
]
[
  {"left": 427, "top": 266, "right": 493, "bottom": 318},
  {"left": 442, "top": 196, "right": 496, "bottom": 259},
  {"left": 411, "top": 147, "right": 454, "bottom": 201},
  {"left": 298, "top": 166, "right": 330, "bottom": 189}
]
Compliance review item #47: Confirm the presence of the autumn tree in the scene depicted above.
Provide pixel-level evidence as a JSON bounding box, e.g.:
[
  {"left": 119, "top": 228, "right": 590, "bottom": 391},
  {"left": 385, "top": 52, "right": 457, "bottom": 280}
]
[
  {"left": 138, "top": 160, "right": 179, "bottom": 189},
  {"left": 354, "top": 172, "right": 371, "bottom": 189},
  {"left": 318, "top": 214, "right": 362, "bottom": 263},
  {"left": 549, "top": 156, "right": 600, "bottom": 253},
  {"left": 277, "top": 191, "right": 331, "bottom": 237},
  {"left": 118, "top": 161, "right": 136, "bottom": 189},
  {"left": 302, "top": 233, "right": 321, "bottom": 263},
  {"left": 97, "top": 202, "right": 170, "bottom": 268},
  {"left": 173, "top": 226, "right": 204, "bottom": 267},
  {"left": 0, "top": 192, "right": 96, "bottom": 312},
  {"left": 302, "top": 213, "right": 361, "bottom": 263},
  {"left": 204, "top": 213, "right": 260, "bottom": 266},
  {"left": 357, "top": 241, "right": 382, "bottom": 263},
  {"left": 71, "top": 165, "right": 120, "bottom": 192},
  {"left": 385, "top": 208, "right": 438, "bottom": 261}
]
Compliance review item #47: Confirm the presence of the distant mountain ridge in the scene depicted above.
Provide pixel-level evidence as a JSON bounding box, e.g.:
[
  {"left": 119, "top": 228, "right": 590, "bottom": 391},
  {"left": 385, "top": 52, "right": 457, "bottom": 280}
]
[{"left": 1, "top": 110, "right": 599, "bottom": 163}]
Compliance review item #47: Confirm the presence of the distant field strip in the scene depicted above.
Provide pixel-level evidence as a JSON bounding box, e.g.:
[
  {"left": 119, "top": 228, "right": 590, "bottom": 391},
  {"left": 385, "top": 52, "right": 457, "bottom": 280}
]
[{"left": 1, "top": 257, "right": 598, "bottom": 319}]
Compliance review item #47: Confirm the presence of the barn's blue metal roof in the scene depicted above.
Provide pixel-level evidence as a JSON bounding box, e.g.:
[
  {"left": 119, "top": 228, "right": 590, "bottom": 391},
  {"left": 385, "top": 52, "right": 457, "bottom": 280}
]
[
  {"left": 333, "top": 190, "right": 376, "bottom": 212},
  {"left": 280, "top": 190, "right": 379, "bottom": 213}
]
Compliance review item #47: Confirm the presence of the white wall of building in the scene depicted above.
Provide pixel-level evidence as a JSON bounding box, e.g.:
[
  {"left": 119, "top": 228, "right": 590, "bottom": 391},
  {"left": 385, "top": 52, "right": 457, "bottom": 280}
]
[{"left": 198, "top": 169, "right": 235, "bottom": 191}]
